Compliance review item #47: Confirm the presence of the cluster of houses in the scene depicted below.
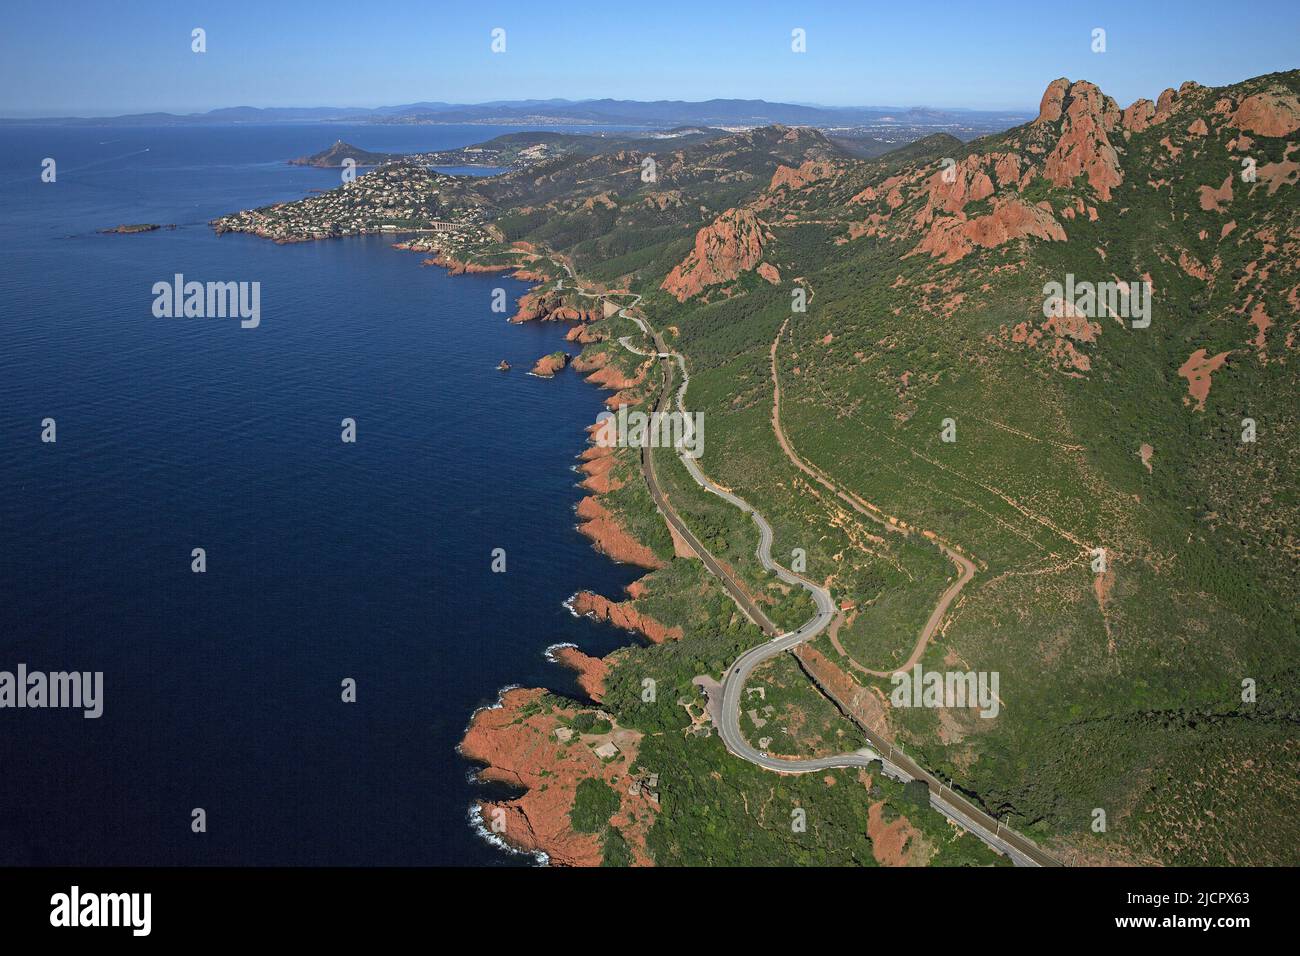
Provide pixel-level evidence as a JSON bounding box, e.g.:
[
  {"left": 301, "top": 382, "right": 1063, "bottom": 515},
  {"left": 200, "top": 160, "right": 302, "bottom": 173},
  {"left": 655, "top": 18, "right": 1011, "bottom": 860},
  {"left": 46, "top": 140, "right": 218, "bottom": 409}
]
[{"left": 211, "top": 164, "right": 490, "bottom": 246}]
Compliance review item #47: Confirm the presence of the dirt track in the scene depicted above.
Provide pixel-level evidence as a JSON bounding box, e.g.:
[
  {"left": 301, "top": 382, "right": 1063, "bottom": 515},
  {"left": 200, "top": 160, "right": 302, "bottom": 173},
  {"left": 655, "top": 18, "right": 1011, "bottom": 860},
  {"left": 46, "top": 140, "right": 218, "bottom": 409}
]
[{"left": 768, "top": 318, "right": 976, "bottom": 677}]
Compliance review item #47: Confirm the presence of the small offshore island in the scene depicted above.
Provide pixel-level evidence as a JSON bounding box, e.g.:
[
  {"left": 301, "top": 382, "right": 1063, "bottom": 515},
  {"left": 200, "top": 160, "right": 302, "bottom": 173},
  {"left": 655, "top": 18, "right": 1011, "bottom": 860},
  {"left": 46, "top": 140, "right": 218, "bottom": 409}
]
[{"left": 98, "top": 223, "right": 174, "bottom": 234}]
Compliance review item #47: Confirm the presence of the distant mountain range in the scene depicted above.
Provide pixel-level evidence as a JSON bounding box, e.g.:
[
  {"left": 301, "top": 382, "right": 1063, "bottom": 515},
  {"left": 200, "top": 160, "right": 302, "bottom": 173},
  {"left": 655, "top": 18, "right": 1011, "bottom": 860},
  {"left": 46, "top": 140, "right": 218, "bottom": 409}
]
[{"left": 1, "top": 98, "right": 1034, "bottom": 129}]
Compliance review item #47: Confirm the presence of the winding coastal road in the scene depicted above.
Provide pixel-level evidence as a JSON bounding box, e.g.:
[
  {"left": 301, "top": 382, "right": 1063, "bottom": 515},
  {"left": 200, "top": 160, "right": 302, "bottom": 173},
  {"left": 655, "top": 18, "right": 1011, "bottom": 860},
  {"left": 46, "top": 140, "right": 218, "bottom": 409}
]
[{"left": 563, "top": 268, "right": 1059, "bottom": 866}]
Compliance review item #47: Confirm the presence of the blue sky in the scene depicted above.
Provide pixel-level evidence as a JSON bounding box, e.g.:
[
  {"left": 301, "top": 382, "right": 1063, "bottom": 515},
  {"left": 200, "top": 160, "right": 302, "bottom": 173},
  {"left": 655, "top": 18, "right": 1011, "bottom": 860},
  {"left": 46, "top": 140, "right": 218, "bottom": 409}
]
[{"left": 2, "top": 0, "right": 1296, "bottom": 116}]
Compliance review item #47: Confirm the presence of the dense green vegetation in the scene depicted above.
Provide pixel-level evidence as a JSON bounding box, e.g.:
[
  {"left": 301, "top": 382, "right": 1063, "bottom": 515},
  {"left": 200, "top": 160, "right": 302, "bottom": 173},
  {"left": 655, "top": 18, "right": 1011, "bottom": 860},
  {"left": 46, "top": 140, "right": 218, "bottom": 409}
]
[
  {"left": 569, "top": 778, "right": 621, "bottom": 833},
  {"left": 638, "top": 730, "right": 1005, "bottom": 866},
  {"left": 601, "top": 825, "right": 633, "bottom": 866},
  {"left": 462, "top": 70, "right": 1300, "bottom": 865}
]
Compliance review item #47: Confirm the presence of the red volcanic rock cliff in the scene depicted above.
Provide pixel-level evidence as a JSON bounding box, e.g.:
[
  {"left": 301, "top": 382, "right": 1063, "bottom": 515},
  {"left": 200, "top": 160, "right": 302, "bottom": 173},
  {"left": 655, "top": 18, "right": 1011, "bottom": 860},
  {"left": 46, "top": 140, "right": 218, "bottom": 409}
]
[
  {"left": 793, "top": 645, "right": 894, "bottom": 743},
  {"left": 461, "top": 688, "right": 653, "bottom": 866},
  {"left": 462, "top": 689, "right": 602, "bottom": 865},
  {"left": 575, "top": 496, "right": 664, "bottom": 569},
  {"left": 570, "top": 590, "right": 683, "bottom": 644},
  {"left": 566, "top": 322, "right": 605, "bottom": 344},
  {"left": 530, "top": 352, "right": 570, "bottom": 377},
  {"left": 574, "top": 351, "right": 649, "bottom": 391},
  {"left": 511, "top": 288, "right": 604, "bottom": 324},
  {"left": 551, "top": 646, "right": 610, "bottom": 701},
  {"left": 914, "top": 197, "right": 1066, "bottom": 264},
  {"left": 769, "top": 160, "right": 836, "bottom": 192},
  {"left": 419, "top": 251, "right": 518, "bottom": 276},
  {"left": 577, "top": 443, "right": 622, "bottom": 494},
  {"left": 661, "top": 207, "right": 768, "bottom": 301},
  {"left": 1121, "top": 98, "right": 1157, "bottom": 133},
  {"left": 1232, "top": 90, "right": 1300, "bottom": 137}
]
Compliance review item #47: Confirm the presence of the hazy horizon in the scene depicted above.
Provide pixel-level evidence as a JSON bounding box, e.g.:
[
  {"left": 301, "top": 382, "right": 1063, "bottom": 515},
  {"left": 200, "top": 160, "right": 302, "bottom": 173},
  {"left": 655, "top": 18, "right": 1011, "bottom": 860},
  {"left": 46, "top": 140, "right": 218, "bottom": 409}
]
[
  {"left": 3, "top": 0, "right": 1296, "bottom": 117},
  {"left": 0, "top": 94, "right": 1042, "bottom": 122}
]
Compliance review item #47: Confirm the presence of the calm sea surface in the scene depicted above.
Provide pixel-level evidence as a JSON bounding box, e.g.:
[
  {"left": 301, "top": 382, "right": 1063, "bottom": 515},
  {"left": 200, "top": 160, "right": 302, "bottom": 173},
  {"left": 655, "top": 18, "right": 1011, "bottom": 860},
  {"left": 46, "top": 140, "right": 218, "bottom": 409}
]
[{"left": 0, "top": 122, "right": 640, "bottom": 864}]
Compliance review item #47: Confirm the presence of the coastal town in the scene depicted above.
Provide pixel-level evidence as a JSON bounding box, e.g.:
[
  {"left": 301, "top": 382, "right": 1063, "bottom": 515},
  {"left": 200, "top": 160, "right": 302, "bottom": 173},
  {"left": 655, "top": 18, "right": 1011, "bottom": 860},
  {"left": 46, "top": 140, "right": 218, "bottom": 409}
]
[
  {"left": 210, "top": 163, "right": 494, "bottom": 248},
  {"left": 288, "top": 136, "right": 560, "bottom": 170}
]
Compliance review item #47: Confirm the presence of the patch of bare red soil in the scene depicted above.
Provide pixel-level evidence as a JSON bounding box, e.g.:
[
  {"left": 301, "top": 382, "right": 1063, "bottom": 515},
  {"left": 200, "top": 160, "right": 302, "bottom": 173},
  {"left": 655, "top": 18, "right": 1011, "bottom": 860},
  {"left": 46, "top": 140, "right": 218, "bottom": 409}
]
[
  {"left": 1199, "top": 175, "right": 1234, "bottom": 212},
  {"left": 1001, "top": 299, "right": 1101, "bottom": 376},
  {"left": 1179, "top": 249, "right": 1219, "bottom": 282},
  {"left": 1138, "top": 443, "right": 1154, "bottom": 473},
  {"left": 1177, "top": 348, "right": 1231, "bottom": 411},
  {"left": 665, "top": 519, "right": 697, "bottom": 558},
  {"left": 792, "top": 644, "right": 893, "bottom": 742},
  {"left": 1248, "top": 301, "right": 1272, "bottom": 356},
  {"left": 1093, "top": 568, "right": 1115, "bottom": 618},
  {"left": 1254, "top": 146, "right": 1300, "bottom": 195},
  {"left": 867, "top": 799, "right": 929, "bottom": 866}
]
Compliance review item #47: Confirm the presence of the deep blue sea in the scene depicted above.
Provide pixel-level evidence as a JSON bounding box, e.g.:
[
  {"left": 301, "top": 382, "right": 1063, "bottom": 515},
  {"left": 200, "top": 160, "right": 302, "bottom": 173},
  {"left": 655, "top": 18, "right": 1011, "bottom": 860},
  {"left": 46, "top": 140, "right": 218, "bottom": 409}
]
[{"left": 0, "top": 123, "right": 641, "bottom": 865}]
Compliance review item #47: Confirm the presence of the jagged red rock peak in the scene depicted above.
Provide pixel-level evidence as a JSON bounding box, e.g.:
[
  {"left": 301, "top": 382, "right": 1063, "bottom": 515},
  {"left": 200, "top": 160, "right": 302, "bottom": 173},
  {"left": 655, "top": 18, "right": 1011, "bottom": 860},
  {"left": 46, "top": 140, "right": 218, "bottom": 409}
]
[
  {"left": 1036, "top": 77, "right": 1070, "bottom": 124},
  {"left": 1122, "top": 98, "right": 1157, "bottom": 133},
  {"left": 1155, "top": 87, "right": 1179, "bottom": 122},
  {"left": 769, "top": 160, "right": 836, "bottom": 192},
  {"left": 1039, "top": 79, "right": 1124, "bottom": 200},
  {"left": 661, "top": 207, "right": 768, "bottom": 301}
]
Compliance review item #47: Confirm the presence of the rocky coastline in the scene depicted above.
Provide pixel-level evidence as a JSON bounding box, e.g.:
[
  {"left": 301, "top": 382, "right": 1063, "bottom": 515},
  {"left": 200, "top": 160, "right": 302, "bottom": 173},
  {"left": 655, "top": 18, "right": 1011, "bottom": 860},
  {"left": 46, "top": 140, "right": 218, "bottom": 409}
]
[{"left": 401, "top": 249, "right": 674, "bottom": 865}]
